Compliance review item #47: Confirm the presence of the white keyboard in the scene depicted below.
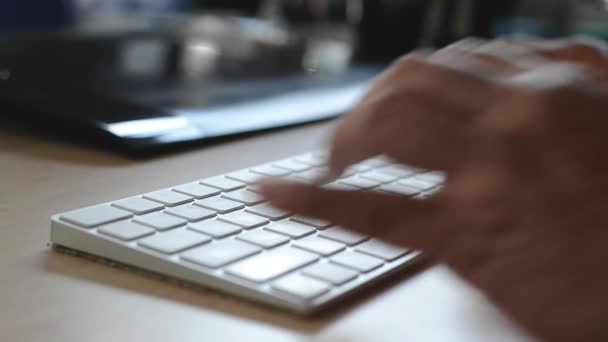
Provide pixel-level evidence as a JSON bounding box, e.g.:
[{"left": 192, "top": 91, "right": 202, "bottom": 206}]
[{"left": 50, "top": 151, "right": 444, "bottom": 314}]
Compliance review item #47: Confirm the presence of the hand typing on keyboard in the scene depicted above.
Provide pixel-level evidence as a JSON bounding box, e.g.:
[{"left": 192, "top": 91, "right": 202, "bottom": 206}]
[{"left": 261, "top": 38, "right": 608, "bottom": 342}]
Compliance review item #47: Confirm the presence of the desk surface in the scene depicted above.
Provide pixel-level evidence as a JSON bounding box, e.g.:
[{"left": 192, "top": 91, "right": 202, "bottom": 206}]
[{"left": 1, "top": 122, "right": 534, "bottom": 342}]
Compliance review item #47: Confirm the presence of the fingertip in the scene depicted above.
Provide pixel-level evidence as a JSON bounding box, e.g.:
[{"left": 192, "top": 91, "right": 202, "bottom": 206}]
[{"left": 326, "top": 135, "right": 363, "bottom": 178}]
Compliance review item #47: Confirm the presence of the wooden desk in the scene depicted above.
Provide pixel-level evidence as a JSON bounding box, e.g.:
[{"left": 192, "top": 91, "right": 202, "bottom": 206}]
[{"left": 0, "top": 123, "right": 534, "bottom": 342}]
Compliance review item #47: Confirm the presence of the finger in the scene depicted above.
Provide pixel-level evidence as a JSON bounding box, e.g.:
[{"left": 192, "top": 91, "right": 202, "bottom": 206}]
[
  {"left": 327, "top": 59, "right": 505, "bottom": 176},
  {"left": 259, "top": 179, "right": 451, "bottom": 253},
  {"left": 511, "top": 36, "right": 608, "bottom": 57},
  {"left": 435, "top": 38, "right": 520, "bottom": 75},
  {"left": 540, "top": 46, "right": 608, "bottom": 81},
  {"left": 440, "top": 38, "right": 550, "bottom": 75},
  {"left": 361, "top": 50, "right": 432, "bottom": 104},
  {"left": 503, "top": 37, "right": 608, "bottom": 79},
  {"left": 361, "top": 52, "right": 504, "bottom": 112},
  {"left": 328, "top": 90, "right": 473, "bottom": 177}
]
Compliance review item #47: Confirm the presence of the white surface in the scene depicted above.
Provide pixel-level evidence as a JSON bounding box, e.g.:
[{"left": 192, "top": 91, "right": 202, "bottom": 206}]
[
  {"left": 2, "top": 123, "right": 535, "bottom": 341},
  {"left": 51, "top": 151, "right": 433, "bottom": 314}
]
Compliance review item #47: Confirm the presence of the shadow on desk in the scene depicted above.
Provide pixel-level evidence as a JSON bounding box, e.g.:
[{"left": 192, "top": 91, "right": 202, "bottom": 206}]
[
  {"left": 1, "top": 127, "right": 132, "bottom": 166},
  {"left": 43, "top": 246, "right": 429, "bottom": 334},
  {"left": 1, "top": 116, "right": 335, "bottom": 164}
]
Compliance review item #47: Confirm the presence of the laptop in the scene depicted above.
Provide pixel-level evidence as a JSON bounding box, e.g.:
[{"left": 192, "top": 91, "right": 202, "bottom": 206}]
[{"left": 0, "top": 14, "right": 379, "bottom": 157}]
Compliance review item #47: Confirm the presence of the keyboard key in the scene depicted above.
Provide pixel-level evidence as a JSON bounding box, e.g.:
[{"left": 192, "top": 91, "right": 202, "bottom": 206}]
[
  {"left": 250, "top": 164, "right": 292, "bottom": 177},
  {"left": 272, "top": 159, "right": 312, "bottom": 172},
  {"left": 379, "top": 183, "right": 420, "bottom": 196},
  {"left": 311, "top": 150, "right": 328, "bottom": 158},
  {"left": 164, "top": 204, "right": 216, "bottom": 222},
  {"left": 245, "top": 203, "right": 290, "bottom": 220},
  {"left": 52, "top": 150, "right": 431, "bottom": 314},
  {"left": 188, "top": 219, "right": 241, "bottom": 238},
  {"left": 293, "top": 236, "right": 345, "bottom": 256},
  {"left": 377, "top": 165, "right": 417, "bottom": 178},
  {"left": 348, "top": 164, "right": 373, "bottom": 173},
  {"left": 143, "top": 189, "right": 192, "bottom": 207},
  {"left": 52, "top": 150, "right": 433, "bottom": 314},
  {"left": 294, "top": 153, "right": 327, "bottom": 167},
  {"left": 181, "top": 240, "right": 261, "bottom": 269},
  {"left": 246, "top": 184, "right": 263, "bottom": 193},
  {"left": 221, "top": 189, "right": 266, "bottom": 206},
  {"left": 414, "top": 193, "right": 430, "bottom": 201},
  {"left": 323, "top": 182, "right": 357, "bottom": 191},
  {"left": 303, "top": 263, "right": 358, "bottom": 285},
  {"left": 265, "top": 221, "right": 316, "bottom": 239},
  {"left": 287, "top": 175, "right": 314, "bottom": 184},
  {"left": 133, "top": 212, "right": 187, "bottom": 231},
  {"left": 286, "top": 171, "right": 316, "bottom": 183},
  {"left": 292, "top": 168, "right": 328, "bottom": 182},
  {"left": 61, "top": 205, "right": 132, "bottom": 228},
  {"left": 398, "top": 177, "right": 437, "bottom": 191},
  {"left": 359, "top": 156, "right": 391, "bottom": 168},
  {"left": 331, "top": 252, "right": 384, "bottom": 273},
  {"left": 272, "top": 274, "right": 331, "bottom": 300},
  {"left": 416, "top": 171, "right": 447, "bottom": 184},
  {"left": 339, "top": 177, "right": 380, "bottom": 190},
  {"left": 218, "top": 211, "right": 269, "bottom": 229},
  {"left": 226, "top": 170, "right": 266, "bottom": 184},
  {"left": 225, "top": 248, "right": 319, "bottom": 283},
  {"left": 424, "top": 186, "right": 443, "bottom": 197},
  {"left": 355, "top": 239, "right": 409, "bottom": 261},
  {"left": 360, "top": 170, "right": 399, "bottom": 184},
  {"left": 336, "top": 168, "right": 357, "bottom": 179},
  {"left": 173, "top": 182, "right": 220, "bottom": 199},
  {"left": 290, "top": 216, "right": 332, "bottom": 229},
  {"left": 112, "top": 197, "right": 164, "bottom": 215},
  {"left": 318, "top": 227, "right": 368, "bottom": 246},
  {"left": 98, "top": 220, "right": 155, "bottom": 241},
  {"left": 138, "top": 229, "right": 211, "bottom": 254},
  {"left": 200, "top": 176, "right": 245, "bottom": 192},
  {"left": 237, "top": 230, "right": 289, "bottom": 248},
  {"left": 194, "top": 197, "right": 244, "bottom": 214}
]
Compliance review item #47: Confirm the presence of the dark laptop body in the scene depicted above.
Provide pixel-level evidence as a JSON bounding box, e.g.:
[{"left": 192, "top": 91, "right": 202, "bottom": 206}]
[{"left": 0, "top": 15, "right": 378, "bottom": 157}]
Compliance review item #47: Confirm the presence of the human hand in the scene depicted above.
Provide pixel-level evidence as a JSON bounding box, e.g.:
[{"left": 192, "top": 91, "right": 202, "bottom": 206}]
[{"left": 260, "top": 38, "right": 608, "bottom": 341}]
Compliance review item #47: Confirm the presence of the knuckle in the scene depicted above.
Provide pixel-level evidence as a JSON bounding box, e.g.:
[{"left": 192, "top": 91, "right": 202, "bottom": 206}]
[
  {"left": 481, "top": 89, "right": 557, "bottom": 140},
  {"left": 397, "top": 71, "right": 440, "bottom": 94},
  {"left": 358, "top": 93, "right": 399, "bottom": 126}
]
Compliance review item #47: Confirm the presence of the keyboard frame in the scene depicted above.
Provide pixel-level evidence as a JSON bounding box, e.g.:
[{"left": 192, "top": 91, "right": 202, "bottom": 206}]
[
  {"left": 50, "top": 153, "right": 430, "bottom": 314},
  {"left": 51, "top": 214, "right": 421, "bottom": 314}
]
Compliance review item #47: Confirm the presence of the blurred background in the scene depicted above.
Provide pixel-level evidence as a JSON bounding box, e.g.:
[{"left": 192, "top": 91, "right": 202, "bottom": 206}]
[{"left": 2, "top": 0, "right": 607, "bottom": 156}]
